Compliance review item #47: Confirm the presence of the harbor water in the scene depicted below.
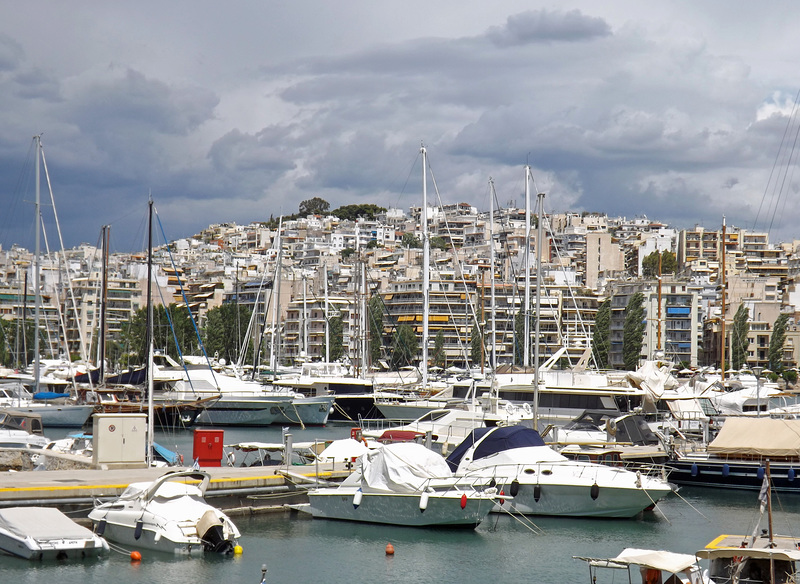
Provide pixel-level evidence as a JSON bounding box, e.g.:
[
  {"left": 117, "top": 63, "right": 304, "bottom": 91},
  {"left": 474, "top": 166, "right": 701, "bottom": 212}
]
[{"left": 3, "top": 424, "right": 800, "bottom": 583}]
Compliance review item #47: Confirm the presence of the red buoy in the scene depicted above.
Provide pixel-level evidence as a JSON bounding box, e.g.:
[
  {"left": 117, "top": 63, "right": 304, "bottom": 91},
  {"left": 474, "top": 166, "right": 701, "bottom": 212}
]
[
  {"left": 385, "top": 543, "right": 395, "bottom": 555},
  {"left": 499, "top": 490, "right": 505, "bottom": 504},
  {"left": 130, "top": 550, "right": 142, "bottom": 562},
  {"left": 460, "top": 493, "right": 467, "bottom": 509}
]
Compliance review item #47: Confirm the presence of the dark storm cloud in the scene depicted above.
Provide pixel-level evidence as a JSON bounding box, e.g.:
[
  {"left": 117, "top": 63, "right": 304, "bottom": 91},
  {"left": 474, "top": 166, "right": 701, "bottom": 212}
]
[
  {"left": 487, "top": 9, "right": 612, "bottom": 46},
  {"left": 2, "top": 3, "right": 800, "bottom": 249}
]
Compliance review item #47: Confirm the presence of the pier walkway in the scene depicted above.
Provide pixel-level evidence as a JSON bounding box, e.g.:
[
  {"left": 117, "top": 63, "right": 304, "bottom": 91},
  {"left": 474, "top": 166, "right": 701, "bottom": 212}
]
[{"left": 0, "top": 463, "right": 351, "bottom": 511}]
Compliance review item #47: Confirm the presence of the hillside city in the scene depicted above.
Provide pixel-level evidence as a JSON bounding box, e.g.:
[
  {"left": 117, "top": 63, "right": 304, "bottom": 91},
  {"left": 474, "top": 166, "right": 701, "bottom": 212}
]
[{"left": 1, "top": 201, "right": 798, "bottom": 379}]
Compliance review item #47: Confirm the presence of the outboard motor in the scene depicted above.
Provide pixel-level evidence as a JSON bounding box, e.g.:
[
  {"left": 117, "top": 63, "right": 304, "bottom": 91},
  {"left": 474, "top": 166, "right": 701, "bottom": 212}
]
[{"left": 197, "top": 509, "right": 234, "bottom": 554}]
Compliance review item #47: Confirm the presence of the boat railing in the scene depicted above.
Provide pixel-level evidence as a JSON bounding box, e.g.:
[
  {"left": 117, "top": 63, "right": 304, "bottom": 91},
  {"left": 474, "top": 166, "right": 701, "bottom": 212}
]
[{"left": 458, "top": 460, "right": 670, "bottom": 486}]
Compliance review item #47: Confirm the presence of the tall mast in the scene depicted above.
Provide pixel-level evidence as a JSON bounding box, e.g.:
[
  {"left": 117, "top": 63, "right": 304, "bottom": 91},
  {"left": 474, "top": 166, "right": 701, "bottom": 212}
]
[
  {"left": 421, "top": 145, "right": 430, "bottom": 389},
  {"left": 489, "top": 178, "right": 497, "bottom": 374},
  {"left": 99, "top": 225, "right": 109, "bottom": 383},
  {"left": 657, "top": 251, "right": 662, "bottom": 354},
  {"left": 146, "top": 199, "right": 154, "bottom": 467},
  {"left": 324, "top": 264, "right": 329, "bottom": 362},
  {"left": 269, "top": 218, "right": 283, "bottom": 372},
  {"left": 720, "top": 217, "right": 727, "bottom": 380},
  {"left": 524, "top": 166, "right": 531, "bottom": 368},
  {"left": 33, "top": 135, "right": 42, "bottom": 393},
  {"left": 302, "top": 274, "right": 308, "bottom": 359},
  {"left": 360, "top": 261, "right": 368, "bottom": 377},
  {"left": 534, "top": 191, "right": 545, "bottom": 427}
]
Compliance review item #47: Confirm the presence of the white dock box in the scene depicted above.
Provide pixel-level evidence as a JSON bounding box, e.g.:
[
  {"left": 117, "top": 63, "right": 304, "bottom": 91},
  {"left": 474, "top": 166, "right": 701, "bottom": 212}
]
[{"left": 92, "top": 413, "right": 148, "bottom": 469}]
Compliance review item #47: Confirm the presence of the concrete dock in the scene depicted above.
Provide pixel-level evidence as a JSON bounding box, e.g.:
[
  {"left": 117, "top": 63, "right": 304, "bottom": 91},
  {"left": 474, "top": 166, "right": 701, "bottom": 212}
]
[{"left": 0, "top": 463, "right": 351, "bottom": 513}]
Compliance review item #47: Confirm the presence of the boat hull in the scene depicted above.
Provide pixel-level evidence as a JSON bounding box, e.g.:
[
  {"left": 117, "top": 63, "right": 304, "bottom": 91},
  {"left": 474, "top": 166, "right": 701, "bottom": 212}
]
[
  {"left": 95, "top": 521, "right": 206, "bottom": 555},
  {"left": 195, "top": 397, "right": 287, "bottom": 426},
  {"left": 494, "top": 481, "right": 671, "bottom": 518},
  {"left": 665, "top": 457, "right": 800, "bottom": 491},
  {"left": 0, "top": 530, "right": 108, "bottom": 560},
  {"left": 3, "top": 405, "right": 95, "bottom": 428},
  {"left": 305, "top": 490, "right": 494, "bottom": 527},
  {"left": 273, "top": 397, "right": 334, "bottom": 426},
  {"left": 329, "top": 395, "right": 384, "bottom": 422}
]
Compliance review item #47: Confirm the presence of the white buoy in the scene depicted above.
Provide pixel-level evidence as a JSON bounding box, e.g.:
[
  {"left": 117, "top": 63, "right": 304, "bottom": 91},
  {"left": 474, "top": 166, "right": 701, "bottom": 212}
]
[{"left": 353, "top": 488, "right": 363, "bottom": 509}]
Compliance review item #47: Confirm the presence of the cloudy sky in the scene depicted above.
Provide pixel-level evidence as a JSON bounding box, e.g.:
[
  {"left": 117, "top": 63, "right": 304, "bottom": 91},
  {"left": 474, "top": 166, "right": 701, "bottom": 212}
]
[{"left": 2, "top": 1, "right": 800, "bottom": 252}]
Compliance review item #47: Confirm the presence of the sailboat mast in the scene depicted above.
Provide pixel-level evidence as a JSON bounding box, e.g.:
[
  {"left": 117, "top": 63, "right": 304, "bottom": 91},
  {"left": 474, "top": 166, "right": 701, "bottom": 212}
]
[
  {"left": 269, "top": 217, "right": 283, "bottom": 372},
  {"left": 33, "top": 135, "right": 42, "bottom": 394},
  {"left": 421, "top": 145, "right": 430, "bottom": 389},
  {"left": 99, "top": 225, "right": 109, "bottom": 383},
  {"left": 489, "top": 178, "right": 497, "bottom": 373},
  {"left": 146, "top": 199, "right": 154, "bottom": 467},
  {"left": 524, "top": 166, "right": 531, "bottom": 368},
  {"left": 721, "top": 216, "right": 727, "bottom": 380},
  {"left": 324, "top": 264, "right": 329, "bottom": 362},
  {"left": 534, "top": 191, "right": 545, "bottom": 427}
]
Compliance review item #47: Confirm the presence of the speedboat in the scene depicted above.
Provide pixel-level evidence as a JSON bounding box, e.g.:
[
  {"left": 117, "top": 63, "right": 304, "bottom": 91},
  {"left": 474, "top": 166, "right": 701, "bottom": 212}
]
[
  {"left": 88, "top": 470, "right": 240, "bottom": 555},
  {"left": 300, "top": 442, "right": 501, "bottom": 528},
  {"left": 446, "top": 425, "right": 673, "bottom": 518},
  {"left": 0, "top": 506, "right": 108, "bottom": 560}
]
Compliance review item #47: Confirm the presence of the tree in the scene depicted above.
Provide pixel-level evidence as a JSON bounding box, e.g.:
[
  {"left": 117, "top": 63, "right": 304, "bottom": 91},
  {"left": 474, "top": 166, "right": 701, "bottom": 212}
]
[
  {"left": 390, "top": 324, "right": 418, "bottom": 370},
  {"left": 513, "top": 309, "right": 530, "bottom": 366},
  {"left": 622, "top": 292, "right": 646, "bottom": 370},
  {"left": 368, "top": 295, "right": 384, "bottom": 365},
  {"left": 401, "top": 232, "right": 422, "bottom": 248},
  {"left": 642, "top": 250, "right": 677, "bottom": 278},
  {"left": 123, "top": 303, "right": 198, "bottom": 364},
  {"left": 769, "top": 313, "right": 789, "bottom": 373},
  {"left": 592, "top": 298, "right": 611, "bottom": 369},
  {"left": 432, "top": 329, "right": 446, "bottom": 368},
  {"left": 430, "top": 236, "right": 447, "bottom": 251},
  {"left": 328, "top": 315, "right": 344, "bottom": 361},
  {"left": 298, "top": 197, "right": 330, "bottom": 217},
  {"left": 332, "top": 204, "right": 386, "bottom": 221},
  {"left": 203, "top": 303, "right": 253, "bottom": 365},
  {"left": 341, "top": 248, "right": 356, "bottom": 261},
  {"left": 470, "top": 323, "right": 483, "bottom": 367},
  {"left": 730, "top": 304, "right": 750, "bottom": 370}
]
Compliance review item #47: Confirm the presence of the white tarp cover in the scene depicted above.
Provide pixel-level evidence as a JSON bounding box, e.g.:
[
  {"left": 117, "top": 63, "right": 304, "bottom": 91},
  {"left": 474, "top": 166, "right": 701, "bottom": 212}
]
[
  {"left": 708, "top": 417, "right": 800, "bottom": 456},
  {"left": 317, "top": 438, "right": 370, "bottom": 462},
  {"left": 709, "top": 386, "right": 782, "bottom": 415},
  {"left": 0, "top": 507, "right": 95, "bottom": 539},
  {"left": 613, "top": 548, "right": 700, "bottom": 573},
  {"left": 359, "top": 442, "right": 452, "bottom": 494}
]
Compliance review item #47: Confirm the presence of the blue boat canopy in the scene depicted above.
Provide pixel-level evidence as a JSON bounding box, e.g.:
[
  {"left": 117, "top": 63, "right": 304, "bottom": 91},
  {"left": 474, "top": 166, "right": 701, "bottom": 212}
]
[
  {"left": 33, "top": 392, "right": 70, "bottom": 400},
  {"left": 446, "top": 425, "right": 545, "bottom": 471}
]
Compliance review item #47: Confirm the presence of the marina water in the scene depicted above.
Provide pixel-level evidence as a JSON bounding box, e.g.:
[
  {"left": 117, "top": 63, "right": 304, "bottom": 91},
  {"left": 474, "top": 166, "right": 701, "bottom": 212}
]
[{"left": 4, "top": 424, "right": 800, "bottom": 583}]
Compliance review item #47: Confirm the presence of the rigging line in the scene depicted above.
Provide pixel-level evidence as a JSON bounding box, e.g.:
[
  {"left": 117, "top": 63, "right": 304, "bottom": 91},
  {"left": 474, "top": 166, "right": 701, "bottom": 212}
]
[
  {"left": 767, "top": 99, "right": 800, "bottom": 234},
  {"left": 543, "top": 208, "right": 598, "bottom": 369},
  {"left": 40, "top": 144, "right": 90, "bottom": 365},
  {"left": 753, "top": 87, "right": 800, "bottom": 231},
  {"left": 427, "top": 169, "right": 484, "bottom": 368},
  {"left": 154, "top": 207, "right": 213, "bottom": 392}
]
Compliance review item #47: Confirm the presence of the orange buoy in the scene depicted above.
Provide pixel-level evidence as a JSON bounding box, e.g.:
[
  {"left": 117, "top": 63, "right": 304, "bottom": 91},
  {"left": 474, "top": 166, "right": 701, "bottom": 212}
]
[
  {"left": 385, "top": 543, "right": 395, "bottom": 555},
  {"left": 130, "top": 550, "right": 142, "bottom": 562},
  {"left": 499, "top": 490, "right": 505, "bottom": 504},
  {"left": 460, "top": 493, "right": 467, "bottom": 509}
]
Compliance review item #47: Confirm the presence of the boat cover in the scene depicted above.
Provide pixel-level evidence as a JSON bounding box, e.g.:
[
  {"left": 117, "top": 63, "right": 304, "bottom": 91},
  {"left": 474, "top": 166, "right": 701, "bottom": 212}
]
[
  {"left": 445, "top": 425, "right": 546, "bottom": 471},
  {"left": 708, "top": 417, "right": 800, "bottom": 456},
  {"left": 611, "top": 548, "right": 699, "bottom": 573},
  {"left": 359, "top": 442, "right": 452, "bottom": 494},
  {"left": 0, "top": 507, "right": 95, "bottom": 540}
]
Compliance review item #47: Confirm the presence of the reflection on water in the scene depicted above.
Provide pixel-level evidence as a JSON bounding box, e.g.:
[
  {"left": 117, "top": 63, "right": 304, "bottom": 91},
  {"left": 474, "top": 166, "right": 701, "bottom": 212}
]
[{"left": 7, "top": 425, "right": 800, "bottom": 583}]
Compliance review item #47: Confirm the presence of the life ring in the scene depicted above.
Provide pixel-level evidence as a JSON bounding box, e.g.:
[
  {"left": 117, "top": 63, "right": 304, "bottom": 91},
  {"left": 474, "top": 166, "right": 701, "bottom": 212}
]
[{"left": 606, "top": 419, "right": 617, "bottom": 436}]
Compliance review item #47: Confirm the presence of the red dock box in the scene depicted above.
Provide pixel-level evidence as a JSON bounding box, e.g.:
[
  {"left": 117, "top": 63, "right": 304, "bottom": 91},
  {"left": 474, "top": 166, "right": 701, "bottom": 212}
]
[{"left": 193, "top": 428, "right": 224, "bottom": 467}]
